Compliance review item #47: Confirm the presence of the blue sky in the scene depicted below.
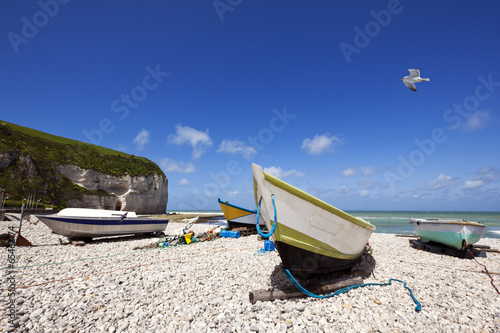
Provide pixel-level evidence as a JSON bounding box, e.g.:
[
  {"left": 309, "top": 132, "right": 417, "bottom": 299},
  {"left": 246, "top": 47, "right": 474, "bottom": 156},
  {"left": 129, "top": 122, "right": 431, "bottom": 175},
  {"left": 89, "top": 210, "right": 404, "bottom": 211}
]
[{"left": 1, "top": 1, "right": 500, "bottom": 211}]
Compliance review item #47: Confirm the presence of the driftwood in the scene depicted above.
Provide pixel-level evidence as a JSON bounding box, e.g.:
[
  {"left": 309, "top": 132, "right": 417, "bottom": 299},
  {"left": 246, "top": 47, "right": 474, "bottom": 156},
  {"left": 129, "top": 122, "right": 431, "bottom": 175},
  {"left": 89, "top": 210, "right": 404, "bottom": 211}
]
[
  {"left": 473, "top": 244, "right": 491, "bottom": 249},
  {"left": 480, "top": 248, "right": 500, "bottom": 253},
  {"left": 473, "top": 244, "right": 500, "bottom": 253},
  {"left": 249, "top": 276, "right": 363, "bottom": 304}
]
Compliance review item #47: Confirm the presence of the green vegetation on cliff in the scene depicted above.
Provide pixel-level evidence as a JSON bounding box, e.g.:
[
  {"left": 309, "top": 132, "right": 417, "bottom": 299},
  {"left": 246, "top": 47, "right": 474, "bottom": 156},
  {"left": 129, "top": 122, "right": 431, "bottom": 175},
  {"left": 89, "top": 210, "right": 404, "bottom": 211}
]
[{"left": 0, "top": 121, "right": 165, "bottom": 207}]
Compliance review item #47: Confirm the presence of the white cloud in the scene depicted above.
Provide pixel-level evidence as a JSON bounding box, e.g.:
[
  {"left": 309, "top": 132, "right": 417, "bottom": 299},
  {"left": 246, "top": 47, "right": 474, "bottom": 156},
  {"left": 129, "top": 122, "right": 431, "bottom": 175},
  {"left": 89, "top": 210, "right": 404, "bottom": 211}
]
[
  {"left": 462, "top": 111, "right": 490, "bottom": 132},
  {"left": 463, "top": 180, "right": 485, "bottom": 190},
  {"left": 342, "top": 168, "right": 356, "bottom": 177},
  {"left": 342, "top": 165, "right": 378, "bottom": 178},
  {"left": 133, "top": 129, "right": 150, "bottom": 151},
  {"left": 421, "top": 174, "right": 459, "bottom": 190},
  {"left": 301, "top": 133, "right": 342, "bottom": 155},
  {"left": 473, "top": 166, "right": 500, "bottom": 182},
  {"left": 263, "top": 166, "right": 305, "bottom": 178},
  {"left": 167, "top": 125, "right": 213, "bottom": 159},
  {"left": 217, "top": 139, "right": 257, "bottom": 159},
  {"left": 178, "top": 178, "right": 190, "bottom": 186},
  {"left": 462, "top": 166, "right": 500, "bottom": 191},
  {"left": 160, "top": 158, "right": 196, "bottom": 173},
  {"left": 360, "top": 189, "right": 370, "bottom": 197}
]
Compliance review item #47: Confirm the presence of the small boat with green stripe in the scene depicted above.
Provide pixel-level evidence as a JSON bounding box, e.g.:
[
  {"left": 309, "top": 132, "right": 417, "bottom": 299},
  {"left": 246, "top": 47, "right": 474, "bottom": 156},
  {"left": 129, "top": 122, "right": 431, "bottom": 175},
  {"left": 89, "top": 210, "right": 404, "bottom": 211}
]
[
  {"left": 252, "top": 163, "right": 376, "bottom": 278},
  {"left": 409, "top": 218, "right": 486, "bottom": 250}
]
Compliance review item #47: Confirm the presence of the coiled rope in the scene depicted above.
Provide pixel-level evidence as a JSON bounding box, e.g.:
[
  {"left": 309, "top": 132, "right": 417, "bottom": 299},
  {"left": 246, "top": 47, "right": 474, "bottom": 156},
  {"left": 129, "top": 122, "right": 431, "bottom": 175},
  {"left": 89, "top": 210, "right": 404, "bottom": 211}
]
[
  {"left": 284, "top": 268, "right": 422, "bottom": 312},
  {"left": 255, "top": 195, "right": 277, "bottom": 238}
]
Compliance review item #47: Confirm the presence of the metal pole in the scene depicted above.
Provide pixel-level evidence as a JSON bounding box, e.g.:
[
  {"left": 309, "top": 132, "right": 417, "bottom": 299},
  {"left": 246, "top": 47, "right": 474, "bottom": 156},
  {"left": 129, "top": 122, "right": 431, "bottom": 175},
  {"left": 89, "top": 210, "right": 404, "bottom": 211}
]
[
  {"left": 19, "top": 199, "right": 25, "bottom": 235},
  {"left": 15, "top": 198, "right": 34, "bottom": 246}
]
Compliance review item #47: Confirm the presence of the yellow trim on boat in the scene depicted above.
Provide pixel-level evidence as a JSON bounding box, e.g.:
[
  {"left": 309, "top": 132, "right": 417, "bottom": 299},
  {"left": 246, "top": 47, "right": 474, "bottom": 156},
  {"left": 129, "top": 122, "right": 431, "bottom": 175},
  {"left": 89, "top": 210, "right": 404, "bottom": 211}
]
[{"left": 274, "top": 222, "right": 364, "bottom": 260}]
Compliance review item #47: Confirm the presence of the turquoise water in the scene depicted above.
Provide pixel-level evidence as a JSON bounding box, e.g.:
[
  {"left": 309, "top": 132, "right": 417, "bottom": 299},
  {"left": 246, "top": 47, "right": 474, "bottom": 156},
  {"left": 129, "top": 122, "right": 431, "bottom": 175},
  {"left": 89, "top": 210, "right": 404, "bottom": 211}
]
[
  {"left": 347, "top": 211, "right": 500, "bottom": 239},
  {"left": 168, "top": 210, "right": 500, "bottom": 239}
]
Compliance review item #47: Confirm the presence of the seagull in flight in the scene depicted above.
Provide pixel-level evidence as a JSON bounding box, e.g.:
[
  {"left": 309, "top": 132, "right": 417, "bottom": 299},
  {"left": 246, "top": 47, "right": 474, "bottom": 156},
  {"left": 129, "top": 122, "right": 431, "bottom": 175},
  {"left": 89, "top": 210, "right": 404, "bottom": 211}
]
[{"left": 401, "top": 69, "right": 429, "bottom": 92}]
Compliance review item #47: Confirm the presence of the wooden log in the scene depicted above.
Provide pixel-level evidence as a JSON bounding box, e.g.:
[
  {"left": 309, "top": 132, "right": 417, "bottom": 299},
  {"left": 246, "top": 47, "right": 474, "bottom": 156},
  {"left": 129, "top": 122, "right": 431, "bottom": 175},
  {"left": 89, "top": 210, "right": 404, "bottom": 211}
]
[
  {"left": 481, "top": 248, "right": 500, "bottom": 253},
  {"left": 473, "top": 244, "right": 491, "bottom": 249},
  {"left": 249, "top": 276, "right": 363, "bottom": 304}
]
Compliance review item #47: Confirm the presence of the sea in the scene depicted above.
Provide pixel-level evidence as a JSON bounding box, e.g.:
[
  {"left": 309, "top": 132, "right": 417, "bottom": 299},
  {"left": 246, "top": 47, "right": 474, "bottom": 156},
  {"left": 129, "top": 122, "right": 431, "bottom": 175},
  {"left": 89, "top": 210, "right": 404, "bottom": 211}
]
[{"left": 168, "top": 210, "right": 500, "bottom": 239}]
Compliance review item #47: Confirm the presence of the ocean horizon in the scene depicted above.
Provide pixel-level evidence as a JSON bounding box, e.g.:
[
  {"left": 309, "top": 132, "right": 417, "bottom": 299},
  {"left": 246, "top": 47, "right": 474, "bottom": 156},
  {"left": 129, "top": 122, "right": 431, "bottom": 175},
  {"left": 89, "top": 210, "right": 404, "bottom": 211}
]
[{"left": 167, "top": 210, "right": 500, "bottom": 239}]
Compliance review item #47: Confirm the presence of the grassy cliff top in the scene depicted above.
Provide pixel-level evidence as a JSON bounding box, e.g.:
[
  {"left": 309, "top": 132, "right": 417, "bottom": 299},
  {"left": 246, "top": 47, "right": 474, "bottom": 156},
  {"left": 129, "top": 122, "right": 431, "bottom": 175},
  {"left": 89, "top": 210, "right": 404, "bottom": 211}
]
[
  {"left": 0, "top": 121, "right": 165, "bottom": 207},
  {"left": 0, "top": 121, "right": 164, "bottom": 177}
]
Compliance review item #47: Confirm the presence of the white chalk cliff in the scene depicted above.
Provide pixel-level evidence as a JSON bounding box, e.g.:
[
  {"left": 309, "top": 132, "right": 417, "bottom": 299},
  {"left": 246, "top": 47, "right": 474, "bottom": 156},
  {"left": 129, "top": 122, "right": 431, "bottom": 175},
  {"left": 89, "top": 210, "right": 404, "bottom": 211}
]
[{"left": 56, "top": 164, "right": 168, "bottom": 214}]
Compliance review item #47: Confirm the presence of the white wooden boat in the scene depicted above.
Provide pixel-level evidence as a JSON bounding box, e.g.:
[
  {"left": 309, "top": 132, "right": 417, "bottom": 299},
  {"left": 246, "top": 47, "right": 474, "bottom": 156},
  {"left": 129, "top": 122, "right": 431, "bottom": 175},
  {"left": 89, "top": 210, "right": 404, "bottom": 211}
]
[
  {"left": 36, "top": 208, "right": 169, "bottom": 240},
  {"left": 252, "top": 163, "right": 375, "bottom": 277},
  {"left": 218, "top": 198, "right": 266, "bottom": 229},
  {"left": 409, "top": 218, "right": 486, "bottom": 250}
]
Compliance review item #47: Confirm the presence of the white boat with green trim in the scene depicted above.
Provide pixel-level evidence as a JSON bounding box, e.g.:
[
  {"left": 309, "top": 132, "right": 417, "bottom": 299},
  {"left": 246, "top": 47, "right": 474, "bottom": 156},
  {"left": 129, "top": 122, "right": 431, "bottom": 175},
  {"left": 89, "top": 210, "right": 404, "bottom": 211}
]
[
  {"left": 409, "top": 218, "right": 486, "bottom": 250},
  {"left": 252, "top": 163, "right": 376, "bottom": 277}
]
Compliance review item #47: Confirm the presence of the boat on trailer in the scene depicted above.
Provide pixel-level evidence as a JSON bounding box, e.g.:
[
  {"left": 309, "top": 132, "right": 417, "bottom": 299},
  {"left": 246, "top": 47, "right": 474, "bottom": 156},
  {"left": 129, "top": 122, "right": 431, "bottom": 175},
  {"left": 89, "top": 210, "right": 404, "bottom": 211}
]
[
  {"left": 409, "top": 218, "right": 486, "bottom": 250},
  {"left": 252, "top": 163, "right": 375, "bottom": 278},
  {"left": 218, "top": 198, "right": 266, "bottom": 229},
  {"left": 36, "top": 208, "right": 169, "bottom": 240}
]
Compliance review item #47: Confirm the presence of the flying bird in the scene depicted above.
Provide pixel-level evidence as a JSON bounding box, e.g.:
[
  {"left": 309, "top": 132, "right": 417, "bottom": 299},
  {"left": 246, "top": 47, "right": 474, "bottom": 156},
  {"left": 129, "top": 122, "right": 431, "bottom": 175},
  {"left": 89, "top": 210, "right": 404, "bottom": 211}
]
[{"left": 401, "top": 69, "right": 429, "bottom": 92}]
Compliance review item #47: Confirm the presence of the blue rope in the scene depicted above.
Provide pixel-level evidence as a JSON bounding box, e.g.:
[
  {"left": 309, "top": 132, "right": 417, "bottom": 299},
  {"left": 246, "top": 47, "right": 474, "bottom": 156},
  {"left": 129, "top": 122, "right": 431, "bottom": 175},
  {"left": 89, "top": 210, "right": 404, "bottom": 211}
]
[
  {"left": 284, "top": 269, "right": 421, "bottom": 312},
  {"left": 256, "top": 195, "right": 277, "bottom": 238}
]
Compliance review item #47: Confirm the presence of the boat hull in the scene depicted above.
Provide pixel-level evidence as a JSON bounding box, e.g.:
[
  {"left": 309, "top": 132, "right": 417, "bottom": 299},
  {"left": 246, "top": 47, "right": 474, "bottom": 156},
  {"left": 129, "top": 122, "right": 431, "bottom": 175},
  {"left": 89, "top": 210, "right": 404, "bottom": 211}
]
[
  {"left": 36, "top": 208, "right": 169, "bottom": 239},
  {"left": 252, "top": 163, "right": 375, "bottom": 276},
  {"left": 274, "top": 241, "right": 362, "bottom": 278},
  {"left": 218, "top": 198, "right": 266, "bottom": 229},
  {"left": 410, "top": 219, "right": 486, "bottom": 250}
]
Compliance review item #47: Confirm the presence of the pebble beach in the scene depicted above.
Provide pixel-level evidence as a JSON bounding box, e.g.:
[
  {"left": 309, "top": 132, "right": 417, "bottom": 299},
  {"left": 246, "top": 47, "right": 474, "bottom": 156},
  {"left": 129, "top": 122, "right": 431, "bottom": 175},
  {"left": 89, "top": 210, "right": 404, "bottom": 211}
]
[{"left": 2, "top": 214, "right": 500, "bottom": 332}]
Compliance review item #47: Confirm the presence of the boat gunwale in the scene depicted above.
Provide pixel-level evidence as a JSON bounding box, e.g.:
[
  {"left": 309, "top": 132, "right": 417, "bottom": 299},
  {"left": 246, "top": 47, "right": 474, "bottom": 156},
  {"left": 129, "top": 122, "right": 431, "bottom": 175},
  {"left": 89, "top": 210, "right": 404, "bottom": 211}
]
[
  {"left": 410, "top": 219, "right": 485, "bottom": 228},
  {"left": 260, "top": 171, "right": 376, "bottom": 232},
  {"left": 218, "top": 198, "right": 257, "bottom": 214}
]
